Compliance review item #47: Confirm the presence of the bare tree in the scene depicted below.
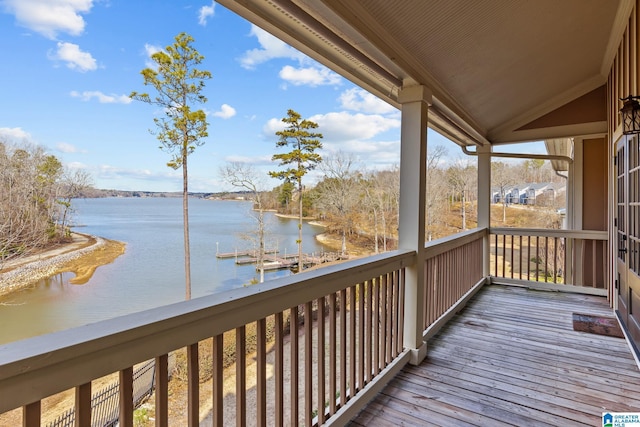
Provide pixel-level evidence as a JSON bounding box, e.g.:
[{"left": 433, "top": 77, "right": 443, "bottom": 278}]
[
  {"left": 492, "top": 161, "right": 517, "bottom": 223},
  {"left": 56, "top": 168, "right": 93, "bottom": 236},
  {"left": 220, "top": 162, "right": 269, "bottom": 282},
  {"left": 316, "top": 152, "right": 358, "bottom": 256},
  {"left": 447, "top": 157, "right": 477, "bottom": 230},
  {"left": 0, "top": 141, "right": 89, "bottom": 267},
  {"left": 426, "top": 145, "right": 448, "bottom": 240}
]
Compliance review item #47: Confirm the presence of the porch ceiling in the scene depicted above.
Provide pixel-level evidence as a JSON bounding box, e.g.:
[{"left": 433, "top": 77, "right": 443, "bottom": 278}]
[{"left": 217, "top": 0, "right": 632, "bottom": 146}]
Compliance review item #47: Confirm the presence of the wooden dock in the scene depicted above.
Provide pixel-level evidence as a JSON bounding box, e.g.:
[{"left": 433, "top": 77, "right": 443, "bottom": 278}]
[
  {"left": 217, "top": 249, "right": 346, "bottom": 271},
  {"left": 216, "top": 249, "right": 277, "bottom": 259},
  {"left": 350, "top": 285, "right": 640, "bottom": 426}
]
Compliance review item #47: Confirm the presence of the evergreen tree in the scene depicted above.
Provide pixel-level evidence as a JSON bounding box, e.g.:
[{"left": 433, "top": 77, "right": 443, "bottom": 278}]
[
  {"left": 130, "top": 32, "right": 211, "bottom": 300},
  {"left": 269, "top": 109, "right": 322, "bottom": 273}
]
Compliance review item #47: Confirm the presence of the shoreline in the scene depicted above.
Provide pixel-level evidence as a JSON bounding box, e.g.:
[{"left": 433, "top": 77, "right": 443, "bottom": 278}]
[
  {"left": 274, "top": 212, "right": 319, "bottom": 221},
  {"left": 0, "top": 233, "right": 126, "bottom": 297}
]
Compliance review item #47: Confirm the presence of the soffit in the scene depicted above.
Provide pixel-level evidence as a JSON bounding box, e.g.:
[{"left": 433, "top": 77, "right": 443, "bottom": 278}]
[
  {"left": 217, "top": 0, "right": 631, "bottom": 145},
  {"left": 544, "top": 138, "right": 573, "bottom": 172}
]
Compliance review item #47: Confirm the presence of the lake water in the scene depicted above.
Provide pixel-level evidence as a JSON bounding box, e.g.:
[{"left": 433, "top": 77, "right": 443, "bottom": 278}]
[{"left": 0, "top": 197, "right": 328, "bottom": 345}]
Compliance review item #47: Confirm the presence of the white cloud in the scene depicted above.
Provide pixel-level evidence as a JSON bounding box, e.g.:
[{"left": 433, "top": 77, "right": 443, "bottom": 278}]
[
  {"left": 310, "top": 111, "right": 400, "bottom": 141},
  {"left": 224, "top": 154, "right": 272, "bottom": 164},
  {"left": 144, "top": 43, "right": 162, "bottom": 68},
  {"left": 2, "top": 0, "right": 93, "bottom": 39},
  {"left": 70, "top": 90, "right": 132, "bottom": 104},
  {"left": 339, "top": 88, "right": 397, "bottom": 115},
  {"left": 279, "top": 65, "right": 341, "bottom": 87},
  {"left": 262, "top": 117, "right": 286, "bottom": 136},
  {"left": 49, "top": 42, "right": 97, "bottom": 72},
  {"left": 239, "top": 24, "right": 305, "bottom": 69},
  {"left": 97, "top": 164, "right": 178, "bottom": 180},
  {"left": 0, "top": 127, "right": 31, "bottom": 141},
  {"left": 211, "top": 104, "right": 236, "bottom": 119},
  {"left": 56, "top": 142, "right": 85, "bottom": 153},
  {"left": 198, "top": 1, "right": 215, "bottom": 26},
  {"left": 262, "top": 112, "right": 401, "bottom": 170},
  {"left": 263, "top": 112, "right": 400, "bottom": 142},
  {"left": 66, "top": 161, "right": 88, "bottom": 169}
]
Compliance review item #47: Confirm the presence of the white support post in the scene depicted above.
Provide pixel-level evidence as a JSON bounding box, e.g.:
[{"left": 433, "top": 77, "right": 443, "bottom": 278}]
[
  {"left": 477, "top": 144, "right": 491, "bottom": 277},
  {"left": 398, "top": 84, "right": 431, "bottom": 365}
]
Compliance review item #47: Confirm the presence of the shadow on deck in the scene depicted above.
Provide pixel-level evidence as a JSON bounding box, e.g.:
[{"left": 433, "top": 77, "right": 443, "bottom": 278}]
[{"left": 350, "top": 285, "right": 640, "bottom": 426}]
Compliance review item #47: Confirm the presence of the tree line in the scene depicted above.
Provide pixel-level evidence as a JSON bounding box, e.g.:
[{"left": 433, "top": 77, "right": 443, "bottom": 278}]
[
  {"left": 228, "top": 147, "right": 565, "bottom": 264},
  {"left": 0, "top": 141, "right": 91, "bottom": 265}
]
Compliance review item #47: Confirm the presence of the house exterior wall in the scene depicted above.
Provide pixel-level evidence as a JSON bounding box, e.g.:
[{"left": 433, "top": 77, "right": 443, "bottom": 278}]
[
  {"left": 583, "top": 137, "right": 608, "bottom": 231},
  {"left": 607, "top": 0, "right": 639, "bottom": 311}
]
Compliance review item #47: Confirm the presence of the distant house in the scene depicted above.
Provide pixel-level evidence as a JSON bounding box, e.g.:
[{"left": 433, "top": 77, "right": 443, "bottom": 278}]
[{"left": 491, "top": 182, "right": 566, "bottom": 206}]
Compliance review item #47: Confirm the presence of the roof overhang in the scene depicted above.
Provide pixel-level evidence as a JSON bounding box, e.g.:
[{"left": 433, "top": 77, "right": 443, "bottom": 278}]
[{"left": 217, "top": 0, "right": 633, "bottom": 146}]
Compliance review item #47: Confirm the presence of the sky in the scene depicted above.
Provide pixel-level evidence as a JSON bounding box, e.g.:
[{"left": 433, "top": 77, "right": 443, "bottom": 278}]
[{"left": 0, "top": 0, "right": 546, "bottom": 193}]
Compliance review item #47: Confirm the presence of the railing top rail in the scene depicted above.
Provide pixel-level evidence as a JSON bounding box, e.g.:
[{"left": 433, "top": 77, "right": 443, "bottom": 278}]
[
  {"left": 489, "top": 227, "right": 608, "bottom": 240},
  {"left": 423, "top": 227, "right": 488, "bottom": 259},
  {"left": 0, "top": 249, "right": 415, "bottom": 413}
]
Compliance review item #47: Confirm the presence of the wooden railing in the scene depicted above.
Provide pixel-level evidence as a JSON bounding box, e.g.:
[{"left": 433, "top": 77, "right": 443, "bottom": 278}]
[
  {"left": 4, "top": 227, "right": 606, "bottom": 426},
  {"left": 0, "top": 250, "right": 414, "bottom": 427},
  {"left": 421, "top": 228, "right": 487, "bottom": 339},
  {"left": 490, "top": 228, "right": 608, "bottom": 294}
]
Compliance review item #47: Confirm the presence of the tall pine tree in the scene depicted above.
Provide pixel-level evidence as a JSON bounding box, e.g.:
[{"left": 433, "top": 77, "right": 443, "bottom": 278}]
[
  {"left": 130, "top": 32, "right": 211, "bottom": 300},
  {"left": 269, "top": 109, "right": 322, "bottom": 273}
]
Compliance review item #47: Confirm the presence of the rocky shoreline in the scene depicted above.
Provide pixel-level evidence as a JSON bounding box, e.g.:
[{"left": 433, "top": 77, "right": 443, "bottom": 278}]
[{"left": 0, "top": 235, "right": 106, "bottom": 297}]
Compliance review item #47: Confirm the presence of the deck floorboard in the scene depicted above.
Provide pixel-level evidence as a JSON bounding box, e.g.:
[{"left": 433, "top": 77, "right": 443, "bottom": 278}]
[{"left": 349, "top": 285, "right": 640, "bottom": 426}]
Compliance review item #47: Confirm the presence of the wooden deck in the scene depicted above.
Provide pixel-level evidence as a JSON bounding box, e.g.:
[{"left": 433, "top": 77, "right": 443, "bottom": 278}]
[{"left": 350, "top": 285, "right": 640, "bottom": 426}]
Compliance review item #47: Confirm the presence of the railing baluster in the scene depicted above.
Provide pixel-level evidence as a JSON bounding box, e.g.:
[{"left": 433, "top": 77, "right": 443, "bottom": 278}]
[
  {"left": 329, "top": 293, "right": 337, "bottom": 415},
  {"left": 23, "top": 401, "right": 40, "bottom": 427},
  {"left": 211, "top": 336, "right": 223, "bottom": 427},
  {"left": 317, "top": 297, "right": 326, "bottom": 424},
  {"left": 339, "top": 288, "right": 347, "bottom": 406},
  {"left": 155, "top": 354, "right": 169, "bottom": 427},
  {"left": 187, "top": 343, "right": 199, "bottom": 427},
  {"left": 236, "top": 326, "right": 246, "bottom": 427},
  {"left": 592, "top": 240, "right": 598, "bottom": 287},
  {"left": 385, "top": 274, "right": 393, "bottom": 364},
  {"left": 75, "top": 382, "right": 91, "bottom": 427},
  {"left": 290, "top": 306, "right": 299, "bottom": 422},
  {"left": 493, "top": 234, "right": 498, "bottom": 277},
  {"left": 535, "top": 236, "right": 540, "bottom": 281},
  {"left": 119, "top": 367, "right": 133, "bottom": 427},
  {"left": 257, "top": 318, "right": 267, "bottom": 427},
  {"left": 544, "top": 236, "right": 549, "bottom": 282},
  {"left": 527, "top": 235, "right": 531, "bottom": 280},
  {"left": 510, "top": 235, "right": 514, "bottom": 278},
  {"left": 379, "top": 275, "right": 387, "bottom": 369},
  {"left": 349, "top": 285, "right": 356, "bottom": 397},
  {"left": 391, "top": 272, "right": 398, "bottom": 358},
  {"left": 398, "top": 269, "right": 405, "bottom": 353},
  {"left": 365, "top": 281, "right": 372, "bottom": 385},
  {"left": 519, "top": 235, "right": 523, "bottom": 280},
  {"left": 304, "top": 302, "right": 313, "bottom": 427},
  {"left": 358, "top": 282, "right": 365, "bottom": 390},
  {"left": 275, "top": 313, "right": 284, "bottom": 427},
  {"left": 502, "top": 234, "right": 506, "bottom": 277},
  {"left": 553, "top": 237, "right": 558, "bottom": 284},
  {"left": 372, "top": 277, "right": 380, "bottom": 377}
]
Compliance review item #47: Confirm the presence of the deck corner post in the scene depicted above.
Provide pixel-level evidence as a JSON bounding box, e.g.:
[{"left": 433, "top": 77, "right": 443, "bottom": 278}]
[
  {"left": 398, "top": 84, "right": 431, "bottom": 363},
  {"left": 477, "top": 144, "right": 492, "bottom": 276}
]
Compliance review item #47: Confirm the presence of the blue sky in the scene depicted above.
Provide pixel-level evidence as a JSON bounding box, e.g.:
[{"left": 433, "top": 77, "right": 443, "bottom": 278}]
[{"left": 0, "top": 0, "right": 545, "bottom": 192}]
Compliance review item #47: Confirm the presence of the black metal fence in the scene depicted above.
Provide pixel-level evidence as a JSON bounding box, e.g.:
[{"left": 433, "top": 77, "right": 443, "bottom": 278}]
[{"left": 47, "top": 358, "right": 159, "bottom": 427}]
